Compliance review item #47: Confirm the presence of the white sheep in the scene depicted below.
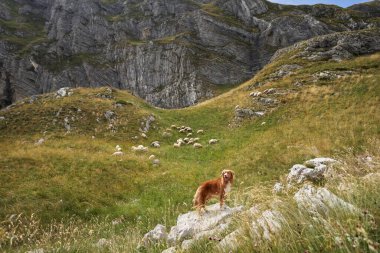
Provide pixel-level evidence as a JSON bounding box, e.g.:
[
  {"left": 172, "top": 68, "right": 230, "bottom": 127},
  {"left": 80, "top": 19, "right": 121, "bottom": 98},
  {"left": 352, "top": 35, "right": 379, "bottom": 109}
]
[
  {"left": 141, "top": 133, "right": 147, "bottom": 138},
  {"left": 115, "top": 145, "right": 122, "bottom": 151},
  {"left": 171, "top": 124, "right": 177, "bottom": 129},
  {"left": 112, "top": 151, "right": 124, "bottom": 156},
  {"left": 173, "top": 143, "right": 181, "bottom": 148},
  {"left": 187, "top": 133, "right": 193, "bottom": 137},
  {"left": 151, "top": 141, "right": 160, "bottom": 148},
  {"left": 209, "top": 139, "right": 219, "bottom": 145},
  {"left": 132, "top": 145, "right": 148, "bottom": 152},
  {"left": 196, "top": 129, "right": 204, "bottom": 134},
  {"left": 149, "top": 155, "right": 156, "bottom": 160},
  {"left": 193, "top": 143, "right": 203, "bottom": 148}
]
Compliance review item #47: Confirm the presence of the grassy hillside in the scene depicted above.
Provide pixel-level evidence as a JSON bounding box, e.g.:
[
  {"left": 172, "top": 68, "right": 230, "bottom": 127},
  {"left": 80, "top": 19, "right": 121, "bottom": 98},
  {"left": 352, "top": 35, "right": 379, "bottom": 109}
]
[{"left": 0, "top": 45, "right": 379, "bottom": 252}]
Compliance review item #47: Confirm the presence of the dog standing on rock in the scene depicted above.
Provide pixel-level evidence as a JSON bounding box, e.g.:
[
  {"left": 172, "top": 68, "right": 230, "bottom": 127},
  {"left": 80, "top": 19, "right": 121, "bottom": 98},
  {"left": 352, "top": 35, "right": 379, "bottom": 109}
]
[{"left": 193, "top": 170, "right": 234, "bottom": 214}]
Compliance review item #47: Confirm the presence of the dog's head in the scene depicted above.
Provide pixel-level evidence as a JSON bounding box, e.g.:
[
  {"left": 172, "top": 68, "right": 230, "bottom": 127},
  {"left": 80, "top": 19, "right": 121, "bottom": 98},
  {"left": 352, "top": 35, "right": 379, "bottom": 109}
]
[{"left": 221, "top": 169, "right": 234, "bottom": 183}]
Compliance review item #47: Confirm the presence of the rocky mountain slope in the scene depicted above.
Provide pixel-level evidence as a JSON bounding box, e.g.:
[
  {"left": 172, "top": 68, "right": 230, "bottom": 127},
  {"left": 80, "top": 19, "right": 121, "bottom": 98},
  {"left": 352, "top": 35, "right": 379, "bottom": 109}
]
[
  {"left": 0, "top": 24, "right": 379, "bottom": 252},
  {"left": 0, "top": 0, "right": 379, "bottom": 108}
]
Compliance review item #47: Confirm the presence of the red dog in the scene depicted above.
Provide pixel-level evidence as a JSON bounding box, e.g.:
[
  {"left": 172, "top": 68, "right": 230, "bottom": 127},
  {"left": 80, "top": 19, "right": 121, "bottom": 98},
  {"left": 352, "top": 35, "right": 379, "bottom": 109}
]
[{"left": 193, "top": 170, "right": 234, "bottom": 213}]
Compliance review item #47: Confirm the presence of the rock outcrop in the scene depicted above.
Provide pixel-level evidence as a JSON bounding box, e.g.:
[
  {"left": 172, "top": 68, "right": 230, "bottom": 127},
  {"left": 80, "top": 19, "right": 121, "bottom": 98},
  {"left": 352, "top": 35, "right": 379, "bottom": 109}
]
[
  {"left": 1, "top": 0, "right": 378, "bottom": 108},
  {"left": 153, "top": 157, "right": 360, "bottom": 252}
]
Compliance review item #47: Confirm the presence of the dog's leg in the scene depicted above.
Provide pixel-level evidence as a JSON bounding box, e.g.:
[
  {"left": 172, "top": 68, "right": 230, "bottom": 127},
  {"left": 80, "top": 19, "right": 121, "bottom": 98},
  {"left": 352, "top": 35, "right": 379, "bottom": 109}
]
[{"left": 219, "top": 191, "right": 225, "bottom": 210}]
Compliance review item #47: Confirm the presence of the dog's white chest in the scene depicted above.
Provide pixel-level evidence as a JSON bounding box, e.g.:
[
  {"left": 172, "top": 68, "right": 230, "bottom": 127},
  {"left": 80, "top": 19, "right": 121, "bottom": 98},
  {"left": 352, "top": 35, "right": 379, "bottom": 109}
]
[{"left": 224, "top": 182, "right": 232, "bottom": 193}]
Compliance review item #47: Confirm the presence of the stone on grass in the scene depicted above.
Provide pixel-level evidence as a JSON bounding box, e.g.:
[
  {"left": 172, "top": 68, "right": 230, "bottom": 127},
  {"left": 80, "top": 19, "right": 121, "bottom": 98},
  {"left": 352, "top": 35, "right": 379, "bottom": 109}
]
[
  {"left": 167, "top": 204, "right": 243, "bottom": 245},
  {"left": 294, "top": 184, "right": 357, "bottom": 217},
  {"left": 95, "top": 238, "right": 110, "bottom": 248},
  {"left": 287, "top": 157, "right": 337, "bottom": 186},
  {"left": 142, "top": 224, "right": 168, "bottom": 246},
  {"left": 104, "top": 110, "right": 116, "bottom": 121},
  {"left": 26, "top": 249, "right": 44, "bottom": 253},
  {"left": 153, "top": 159, "right": 160, "bottom": 166},
  {"left": 56, "top": 87, "right": 72, "bottom": 97},
  {"left": 162, "top": 247, "right": 176, "bottom": 253},
  {"left": 273, "top": 182, "right": 284, "bottom": 194},
  {"left": 34, "top": 138, "right": 45, "bottom": 146}
]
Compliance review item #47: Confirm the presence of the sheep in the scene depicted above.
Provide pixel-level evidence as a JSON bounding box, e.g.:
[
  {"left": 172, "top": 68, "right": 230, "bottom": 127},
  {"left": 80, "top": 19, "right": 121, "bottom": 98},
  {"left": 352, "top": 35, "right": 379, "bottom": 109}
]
[
  {"left": 171, "top": 124, "right": 177, "bottom": 129},
  {"left": 193, "top": 143, "right": 203, "bottom": 148},
  {"left": 187, "top": 133, "right": 193, "bottom": 137},
  {"left": 179, "top": 129, "right": 186, "bottom": 133},
  {"left": 193, "top": 137, "right": 200, "bottom": 142},
  {"left": 196, "top": 129, "right": 204, "bottom": 134},
  {"left": 173, "top": 143, "right": 181, "bottom": 148},
  {"left": 209, "top": 139, "right": 219, "bottom": 145},
  {"left": 185, "top": 127, "right": 192, "bottom": 132},
  {"left": 141, "top": 133, "right": 147, "bottom": 138},
  {"left": 151, "top": 141, "right": 160, "bottom": 148},
  {"left": 149, "top": 155, "right": 156, "bottom": 160},
  {"left": 115, "top": 145, "right": 122, "bottom": 151},
  {"left": 112, "top": 151, "right": 124, "bottom": 156},
  {"left": 132, "top": 145, "right": 148, "bottom": 152}
]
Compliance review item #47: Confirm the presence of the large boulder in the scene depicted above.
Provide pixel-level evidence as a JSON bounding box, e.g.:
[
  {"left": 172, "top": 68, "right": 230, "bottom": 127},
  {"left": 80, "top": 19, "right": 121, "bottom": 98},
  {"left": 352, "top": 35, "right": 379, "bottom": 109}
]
[
  {"left": 167, "top": 204, "right": 243, "bottom": 245},
  {"left": 294, "top": 184, "right": 357, "bottom": 217},
  {"left": 287, "top": 157, "right": 337, "bottom": 187},
  {"left": 142, "top": 224, "right": 168, "bottom": 246}
]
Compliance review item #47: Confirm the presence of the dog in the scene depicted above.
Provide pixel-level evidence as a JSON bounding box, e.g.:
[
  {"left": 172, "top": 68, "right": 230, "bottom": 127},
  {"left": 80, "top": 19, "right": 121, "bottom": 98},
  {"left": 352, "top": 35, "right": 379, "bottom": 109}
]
[{"left": 193, "top": 170, "right": 234, "bottom": 213}]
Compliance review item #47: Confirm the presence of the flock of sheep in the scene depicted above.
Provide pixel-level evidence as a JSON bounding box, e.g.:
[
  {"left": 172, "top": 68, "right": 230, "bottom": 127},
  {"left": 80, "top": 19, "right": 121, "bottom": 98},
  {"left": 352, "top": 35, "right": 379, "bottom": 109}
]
[{"left": 112, "top": 124, "right": 219, "bottom": 158}]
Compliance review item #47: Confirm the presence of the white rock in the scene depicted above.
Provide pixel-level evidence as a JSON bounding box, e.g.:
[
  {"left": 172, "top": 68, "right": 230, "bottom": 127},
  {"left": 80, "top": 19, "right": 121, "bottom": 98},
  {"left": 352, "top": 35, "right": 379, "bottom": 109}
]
[
  {"left": 181, "top": 239, "right": 194, "bottom": 250},
  {"left": 112, "top": 151, "right": 124, "bottom": 156},
  {"left": 26, "top": 249, "right": 44, "bottom": 253},
  {"left": 149, "top": 155, "right": 156, "bottom": 160},
  {"left": 273, "top": 182, "right": 284, "bottom": 194},
  {"left": 287, "top": 161, "right": 330, "bottom": 186},
  {"left": 162, "top": 246, "right": 176, "bottom": 253},
  {"left": 193, "top": 143, "right": 203, "bottom": 148},
  {"left": 305, "top": 157, "right": 337, "bottom": 167},
  {"left": 95, "top": 238, "right": 110, "bottom": 248},
  {"left": 142, "top": 224, "right": 168, "bottom": 246},
  {"left": 294, "top": 184, "right": 357, "bottom": 217},
  {"left": 209, "top": 139, "right": 218, "bottom": 145},
  {"left": 34, "top": 138, "right": 45, "bottom": 146},
  {"left": 56, "top": 87, "right": 72, "bottom": 97},
  {"left": 167, "top": 204, "right": 243, "bottom": 245}
]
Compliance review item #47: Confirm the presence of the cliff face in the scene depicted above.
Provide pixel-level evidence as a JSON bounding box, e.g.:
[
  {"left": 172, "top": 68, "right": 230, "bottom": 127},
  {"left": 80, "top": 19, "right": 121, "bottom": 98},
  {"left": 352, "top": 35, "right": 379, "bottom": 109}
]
[{"left": 0, "top": 0, "right": 378, "bottom": 108}]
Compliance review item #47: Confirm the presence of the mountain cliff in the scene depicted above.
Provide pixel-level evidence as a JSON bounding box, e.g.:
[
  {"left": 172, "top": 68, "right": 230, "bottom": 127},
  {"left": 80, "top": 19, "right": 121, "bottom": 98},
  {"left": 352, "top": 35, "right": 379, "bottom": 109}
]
[{"left": 0, "top": 0, "right": 379, "bottom": 108}]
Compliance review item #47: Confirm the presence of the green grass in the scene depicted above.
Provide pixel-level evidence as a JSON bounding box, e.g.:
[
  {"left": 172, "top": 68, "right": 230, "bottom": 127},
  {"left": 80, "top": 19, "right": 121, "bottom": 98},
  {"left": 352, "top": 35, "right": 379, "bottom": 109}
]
[{"left": 0, "top": 48, "right": 379, "bottom": 252}]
